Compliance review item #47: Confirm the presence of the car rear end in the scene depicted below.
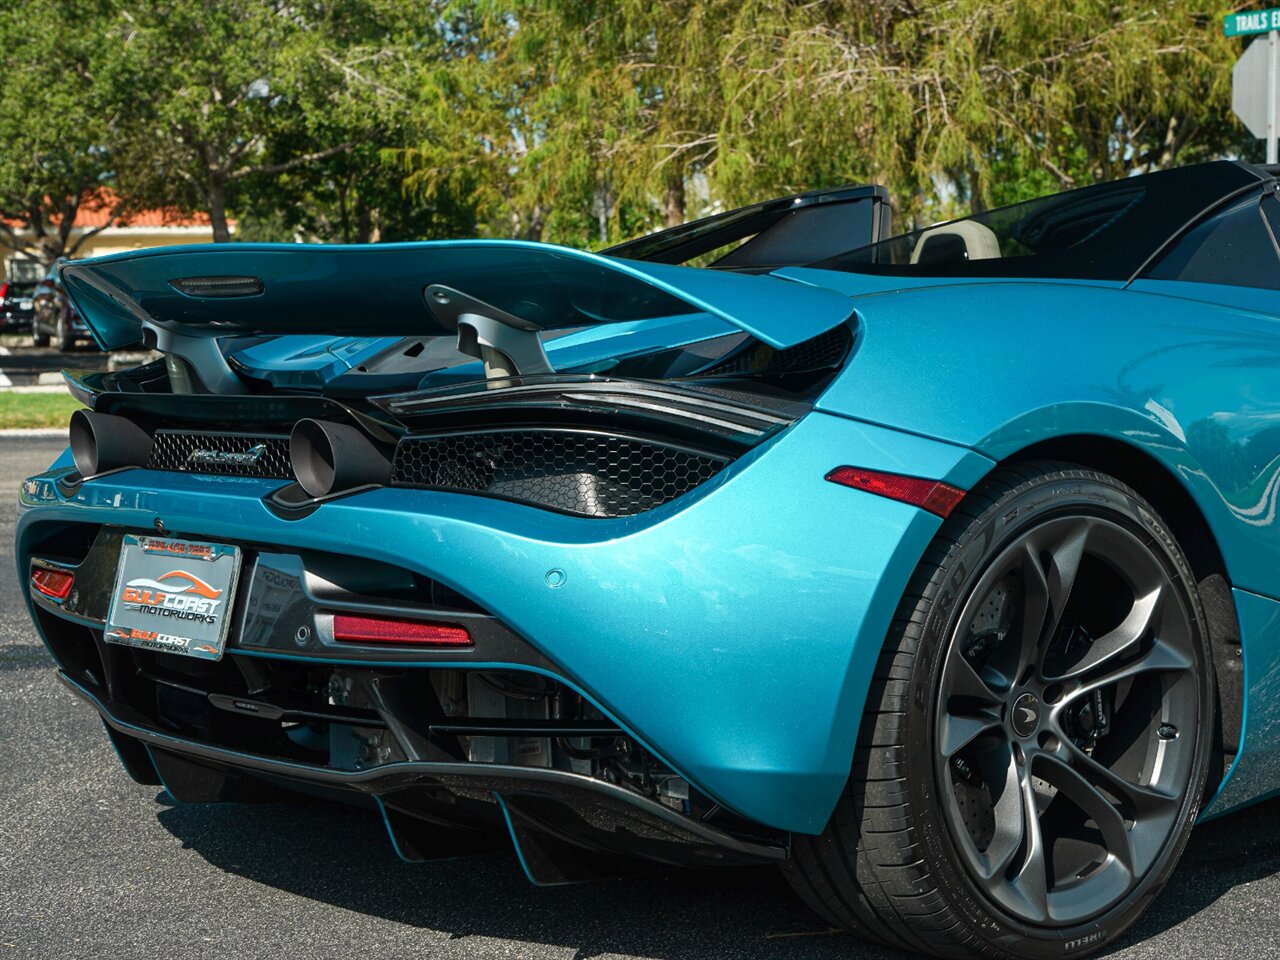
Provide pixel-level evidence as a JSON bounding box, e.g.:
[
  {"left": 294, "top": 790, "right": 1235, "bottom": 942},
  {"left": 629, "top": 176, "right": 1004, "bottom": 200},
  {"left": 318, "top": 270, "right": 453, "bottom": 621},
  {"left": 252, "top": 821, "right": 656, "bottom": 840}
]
[
  {"left": 0, "top": 280, "right": 36, "bottom": 332},
  {"left": 15, "top": 238, "right": 982, "bottom": 883}
]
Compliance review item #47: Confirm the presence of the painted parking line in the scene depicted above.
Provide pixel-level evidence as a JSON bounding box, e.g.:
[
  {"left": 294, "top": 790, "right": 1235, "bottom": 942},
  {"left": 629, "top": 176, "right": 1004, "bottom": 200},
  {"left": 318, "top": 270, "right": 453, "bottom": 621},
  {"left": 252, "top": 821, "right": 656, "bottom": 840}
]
[{"left": 0, "top": 345, "right": 12, "bottom": 388}]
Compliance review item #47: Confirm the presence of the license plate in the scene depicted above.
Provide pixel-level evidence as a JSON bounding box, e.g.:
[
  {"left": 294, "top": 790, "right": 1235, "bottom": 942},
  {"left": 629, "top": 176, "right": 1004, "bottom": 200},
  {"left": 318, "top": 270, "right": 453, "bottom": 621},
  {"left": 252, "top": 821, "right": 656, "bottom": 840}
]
[
  {"left": 105, "top": 534, "right": 242, "bottom": 661},
  {"left": 19, "top": 298, "right": 32, "bottom": 310}
]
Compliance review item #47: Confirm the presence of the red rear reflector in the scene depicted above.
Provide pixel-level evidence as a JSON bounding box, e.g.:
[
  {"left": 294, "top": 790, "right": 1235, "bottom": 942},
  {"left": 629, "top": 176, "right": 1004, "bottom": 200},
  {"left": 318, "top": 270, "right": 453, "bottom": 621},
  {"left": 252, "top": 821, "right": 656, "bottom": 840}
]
[
  {"left": 332, "top": 613, "right": 472, "bottom": 646},
  {"left": 825, "top": 466, "right": 965, "bottom": 518},
  {"left": 31, "top": 567, "right": 75, "bottom": 600}
]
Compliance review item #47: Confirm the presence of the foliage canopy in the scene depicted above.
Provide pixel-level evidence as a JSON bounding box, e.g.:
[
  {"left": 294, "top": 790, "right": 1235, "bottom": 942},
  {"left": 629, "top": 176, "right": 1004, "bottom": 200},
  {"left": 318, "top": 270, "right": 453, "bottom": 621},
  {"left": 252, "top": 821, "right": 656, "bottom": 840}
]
[{"left": 0, "top": 0, "right": 1260, "bottom": 262}]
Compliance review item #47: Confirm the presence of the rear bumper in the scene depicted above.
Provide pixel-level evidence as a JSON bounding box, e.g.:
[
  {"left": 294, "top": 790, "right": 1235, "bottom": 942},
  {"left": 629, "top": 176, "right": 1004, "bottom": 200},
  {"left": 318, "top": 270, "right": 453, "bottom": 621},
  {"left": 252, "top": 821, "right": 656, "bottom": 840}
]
[
  {"left": 17, "top": 411, "right": 991, "bottom": 834},
  {"left": 60, "top": 672, "right": 785, "bottom": 879}
]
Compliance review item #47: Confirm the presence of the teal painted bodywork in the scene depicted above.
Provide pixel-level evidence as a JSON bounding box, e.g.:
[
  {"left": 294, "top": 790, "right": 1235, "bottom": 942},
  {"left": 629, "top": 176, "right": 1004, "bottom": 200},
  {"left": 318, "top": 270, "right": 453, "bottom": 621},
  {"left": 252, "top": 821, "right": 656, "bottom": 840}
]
[
  {"left": 786, "top": 271, "right": 1280, "bottom": 601},
  {"left": 780, "top": 268, "right": 1280, "bottom": 814},
  {"left": 229, "top": 335, "right": 394, "bottom": 390},
  {"left": 1205, "top": 588, "right": 1280, "bottom": 815},
  {"left": 225, "top": 314, "right": 746, "bottom": 390},
  {"left": 17, "top": 412, "right": 991, "bottom": 833}
]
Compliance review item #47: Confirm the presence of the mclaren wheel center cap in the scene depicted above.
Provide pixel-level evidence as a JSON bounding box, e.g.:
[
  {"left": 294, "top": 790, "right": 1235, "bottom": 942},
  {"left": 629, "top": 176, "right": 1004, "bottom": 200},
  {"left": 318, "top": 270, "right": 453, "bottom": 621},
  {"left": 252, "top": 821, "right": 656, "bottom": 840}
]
[{"left": 1011, "top": 692, "right": 1041, "bottom": 738}]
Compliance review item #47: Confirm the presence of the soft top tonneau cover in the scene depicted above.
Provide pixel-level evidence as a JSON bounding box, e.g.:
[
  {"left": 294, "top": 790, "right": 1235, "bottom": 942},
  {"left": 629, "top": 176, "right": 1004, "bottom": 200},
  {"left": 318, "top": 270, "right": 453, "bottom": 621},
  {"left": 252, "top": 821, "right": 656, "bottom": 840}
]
[{"left": 60, "top": 240, "right": 856, "bottom": 352}]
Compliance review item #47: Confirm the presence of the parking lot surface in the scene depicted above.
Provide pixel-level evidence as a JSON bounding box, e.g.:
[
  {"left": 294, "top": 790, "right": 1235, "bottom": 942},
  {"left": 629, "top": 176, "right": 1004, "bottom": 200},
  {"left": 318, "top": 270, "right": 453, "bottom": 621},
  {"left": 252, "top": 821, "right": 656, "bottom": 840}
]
[
  {"left": 5, "top": 434, "right": 1280, "bottom": 959},
  {"left": 0, "top": 339, "right": 109, "bottom": 387}
]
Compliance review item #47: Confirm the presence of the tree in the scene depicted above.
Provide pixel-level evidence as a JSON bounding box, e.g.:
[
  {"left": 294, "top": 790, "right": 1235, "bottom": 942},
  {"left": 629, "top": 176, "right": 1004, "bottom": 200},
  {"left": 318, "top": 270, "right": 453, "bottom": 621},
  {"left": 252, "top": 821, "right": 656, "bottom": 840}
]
[
  {"left": 710, "top": 0, "right": 1246, "bottom": 222},
  {"left": 397, "top": 1, "right": 740, "bottom": 245},
  {"left": 0, "top": 0, "right": 129, "bottom": 266},
  {"left": 716, "top": 0, "right": 1244, "bottom": 218},
  {"left": 234, "top": 1, "right": 478, "bottom": 243},
  {"left": 108, "top": 0, "right": 414, "bottom": 241},
  {"left": 0, "top": 0, "right": 1252, "bottom": 258},
  {"left": 403, "top": 1, "right": 1248, "bottom": 244}
]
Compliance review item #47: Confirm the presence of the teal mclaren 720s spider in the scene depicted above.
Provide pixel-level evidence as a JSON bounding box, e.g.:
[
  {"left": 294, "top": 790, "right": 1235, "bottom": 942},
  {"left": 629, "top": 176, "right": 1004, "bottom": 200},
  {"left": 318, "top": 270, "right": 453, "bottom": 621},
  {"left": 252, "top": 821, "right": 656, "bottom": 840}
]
[{"left": 15, "top": 162, "right": 1280, "bottom": 958}]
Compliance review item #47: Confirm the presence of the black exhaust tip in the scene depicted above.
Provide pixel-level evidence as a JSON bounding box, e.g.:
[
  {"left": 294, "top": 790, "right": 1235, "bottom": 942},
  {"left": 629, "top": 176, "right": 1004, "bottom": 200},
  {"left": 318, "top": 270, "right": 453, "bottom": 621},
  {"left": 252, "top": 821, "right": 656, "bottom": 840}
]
[
  {"left": 289, "top": 419, "right": 392, "bottom": 498},
  {"left": 69, "top": 410, "right": 154, "bottom": 477}
]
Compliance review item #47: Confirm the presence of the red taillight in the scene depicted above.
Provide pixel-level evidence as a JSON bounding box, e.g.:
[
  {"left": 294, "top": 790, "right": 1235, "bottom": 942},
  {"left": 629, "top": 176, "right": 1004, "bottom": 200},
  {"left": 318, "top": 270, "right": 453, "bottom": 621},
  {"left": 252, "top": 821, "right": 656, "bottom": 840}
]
[
  {"left": 0, "top": 283, "right": 8, "bottom": 302},
  {"left": 825, "top": 466, "right": 966, "bottom": 518},
  {"left": 31, "top": 567, "right": 75, "bottom": 600},
  {"left": 331, "top": 613, "right": 472, "bottom": 646}
]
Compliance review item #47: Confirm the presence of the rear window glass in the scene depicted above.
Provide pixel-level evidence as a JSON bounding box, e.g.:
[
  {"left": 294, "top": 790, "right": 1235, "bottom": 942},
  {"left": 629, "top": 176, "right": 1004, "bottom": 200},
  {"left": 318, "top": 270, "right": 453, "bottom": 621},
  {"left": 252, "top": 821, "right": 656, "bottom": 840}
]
[
  {"left": 1263, "top": 195, "right": 1280, "bottom": 251},
  {"left": 1145, "top": 195, "right": 1280, "bottom": 291}
]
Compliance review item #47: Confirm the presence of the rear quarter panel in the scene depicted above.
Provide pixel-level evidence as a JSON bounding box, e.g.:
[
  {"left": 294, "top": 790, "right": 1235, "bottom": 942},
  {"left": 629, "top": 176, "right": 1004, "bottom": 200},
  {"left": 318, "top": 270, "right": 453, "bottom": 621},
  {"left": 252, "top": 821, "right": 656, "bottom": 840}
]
[
  {"left": 798, "top": 274, "right": 1280, "bottom": 813},
  {"left": 804, "top": 277, "right": 1280, "bottom": 599}
]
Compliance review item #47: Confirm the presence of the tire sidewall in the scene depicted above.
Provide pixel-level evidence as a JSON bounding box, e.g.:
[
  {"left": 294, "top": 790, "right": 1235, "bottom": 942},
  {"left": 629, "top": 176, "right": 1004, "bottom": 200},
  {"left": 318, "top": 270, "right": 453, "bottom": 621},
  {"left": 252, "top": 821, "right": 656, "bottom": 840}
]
[
  {"left": 903, "top": 470, "right": 1215, "bottom": 958},
  {"left": 56, "top": 311, "right": 73, "bottom": 352}
]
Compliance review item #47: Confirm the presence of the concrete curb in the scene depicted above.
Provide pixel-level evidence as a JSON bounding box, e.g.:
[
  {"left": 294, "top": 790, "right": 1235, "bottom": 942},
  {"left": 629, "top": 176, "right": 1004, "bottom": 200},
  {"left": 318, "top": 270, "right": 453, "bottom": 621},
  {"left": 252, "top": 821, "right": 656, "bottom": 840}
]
[{"left": 0, "top": 429, "right": 67, "bottom": 438}]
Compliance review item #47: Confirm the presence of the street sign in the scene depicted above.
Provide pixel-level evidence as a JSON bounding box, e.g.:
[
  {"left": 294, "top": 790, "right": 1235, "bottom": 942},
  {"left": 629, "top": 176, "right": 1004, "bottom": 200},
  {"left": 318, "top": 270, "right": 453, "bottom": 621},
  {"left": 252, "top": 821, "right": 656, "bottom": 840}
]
[
  {"left": 1231, "top": 33, "right": 1279, "bottom": 162},
  {"left": 1225, "top": 9, "right": 1280, "bottom": 37}
]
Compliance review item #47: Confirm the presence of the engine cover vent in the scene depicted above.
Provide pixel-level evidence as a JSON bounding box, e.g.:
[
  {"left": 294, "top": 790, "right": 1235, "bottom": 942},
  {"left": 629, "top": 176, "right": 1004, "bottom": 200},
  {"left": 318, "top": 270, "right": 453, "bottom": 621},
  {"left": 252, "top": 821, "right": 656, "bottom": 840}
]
[{"left": 391, "top": 430, "right": 726, "bottom": 518}]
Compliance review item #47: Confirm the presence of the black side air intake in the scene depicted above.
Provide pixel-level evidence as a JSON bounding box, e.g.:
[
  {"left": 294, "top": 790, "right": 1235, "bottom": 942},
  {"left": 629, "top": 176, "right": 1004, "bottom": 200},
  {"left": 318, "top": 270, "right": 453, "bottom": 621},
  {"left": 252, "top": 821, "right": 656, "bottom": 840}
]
[
  {"left": 290, "top": 419, "right": 392, "bottom": 498},
  {"left": 69, "top": 410, "right": 154, "bottom": 477}
]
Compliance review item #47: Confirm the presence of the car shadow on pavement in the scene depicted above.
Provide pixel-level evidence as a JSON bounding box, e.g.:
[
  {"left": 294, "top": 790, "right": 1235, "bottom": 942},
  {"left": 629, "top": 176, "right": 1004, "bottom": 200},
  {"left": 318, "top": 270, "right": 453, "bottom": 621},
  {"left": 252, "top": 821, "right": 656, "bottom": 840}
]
[
  {"left": 0, "top": 643, "right": 55, "bottom": 671},
  {"left": 1102, "top": 794, "right": 1280, "bottom": 954},
  {"left": 154, "top": 793, "right": 903, "bottom": 960},
  {"left": 155, "top": 789, "right": 1280, "bottom": 959}
]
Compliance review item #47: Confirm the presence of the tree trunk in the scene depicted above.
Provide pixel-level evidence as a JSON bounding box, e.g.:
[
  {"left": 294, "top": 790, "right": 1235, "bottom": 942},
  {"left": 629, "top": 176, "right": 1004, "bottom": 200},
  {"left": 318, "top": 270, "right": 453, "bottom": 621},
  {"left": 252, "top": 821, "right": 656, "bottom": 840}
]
[
  {"left": 207, "top": 177, "right": 233, "bottom": 242},
  {"left": 592, "top": 181, "right": 613, "bottom": 244},
  {"left": 355, "top": 197, "right": 373, "bottom": 244},
  {"left": 664, "top": 173, "right": 685, "bottom": 228},
  {"left": 522, "top": 204, "right": 545, "bottom": 242}
]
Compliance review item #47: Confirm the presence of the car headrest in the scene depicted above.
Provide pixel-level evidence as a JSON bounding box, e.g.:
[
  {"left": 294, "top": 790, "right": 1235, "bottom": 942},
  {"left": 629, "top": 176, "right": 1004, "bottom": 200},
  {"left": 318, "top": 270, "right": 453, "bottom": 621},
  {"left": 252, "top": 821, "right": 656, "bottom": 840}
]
[{"left": 909, "top": 220, "right": 1001, "bottom": 264}]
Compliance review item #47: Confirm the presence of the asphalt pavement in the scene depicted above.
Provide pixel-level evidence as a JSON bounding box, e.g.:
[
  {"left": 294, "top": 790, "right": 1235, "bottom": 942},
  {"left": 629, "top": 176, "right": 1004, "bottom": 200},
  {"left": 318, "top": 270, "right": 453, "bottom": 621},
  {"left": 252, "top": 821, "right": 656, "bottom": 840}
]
[{"left": 4, "top": 434, "right": 1280, "bottom": 959}]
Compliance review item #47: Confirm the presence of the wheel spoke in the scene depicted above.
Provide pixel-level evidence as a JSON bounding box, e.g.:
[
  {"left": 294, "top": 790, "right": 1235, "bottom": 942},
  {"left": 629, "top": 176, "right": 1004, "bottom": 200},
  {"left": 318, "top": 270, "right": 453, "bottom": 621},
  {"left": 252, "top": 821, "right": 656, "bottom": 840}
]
[
  {"left": 941, "top": 648, "right": 1005, "bottom": 705},
  {"left": 1067, "top": 636, "right": 1192, "bottom": 702},
  {"left": 1039, "top": 754, "right": 1136, "bottom": 875},
  {"left": 1013, "top": 520, "right": 1090, "bottom": 680},
  {"left": 939, "top": 711, "right": 1002, "bottom": 758},
  {"left": 970, "top": 741, "right": 1025, "bottom": 881},
  {"left": 1007, "top": 760, "right": 1050, "bottom": 922},
  {"left": 1059, "top": 739, "right": 1178, "bottom": 818},
  {"left": 1013, "top": 541, "right": 1052, "bottom": 677},
  {"left": 1048, "top": 587, "right": 1163, "bottom": 682},
  {"left": 1037, "top": 518, "right": 1091, "bottom": 644},
  {"left": 963, "top": 745, "right": 1050, "bottom": 923}
]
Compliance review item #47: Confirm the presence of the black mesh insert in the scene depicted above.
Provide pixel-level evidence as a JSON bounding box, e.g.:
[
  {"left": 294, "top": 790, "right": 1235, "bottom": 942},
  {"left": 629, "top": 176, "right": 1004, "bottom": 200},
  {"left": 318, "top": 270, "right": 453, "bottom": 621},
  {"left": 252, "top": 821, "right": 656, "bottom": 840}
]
[
  {"left": 391, "top": 430, "right": 725, "bottom": 518},
  {"left": 148, "top": 431, "right": 292, "bottom": 479},
  {"left": 699, "top": 325, "right": 850, "bottom": 377}
]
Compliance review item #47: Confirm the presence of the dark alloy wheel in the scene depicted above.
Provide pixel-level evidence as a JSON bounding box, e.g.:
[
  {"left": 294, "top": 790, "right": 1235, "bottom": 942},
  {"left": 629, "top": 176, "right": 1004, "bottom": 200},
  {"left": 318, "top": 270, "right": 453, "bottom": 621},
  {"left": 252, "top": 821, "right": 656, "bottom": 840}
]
[
  {"left": 936, "top": 512, "right": 1200, "bottom": 927},
  {"left": 784, "top": 463, "right": 1216, "bottom": 959}
]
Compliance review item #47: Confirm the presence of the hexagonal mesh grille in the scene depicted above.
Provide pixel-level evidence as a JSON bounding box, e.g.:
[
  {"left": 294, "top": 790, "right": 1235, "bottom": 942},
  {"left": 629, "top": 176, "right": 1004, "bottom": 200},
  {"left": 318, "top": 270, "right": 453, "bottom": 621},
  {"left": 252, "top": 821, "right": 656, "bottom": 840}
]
[
  {"left": 391, "top": 431, "right": 726, "bottom": 517},
  {"left": 148, "top": 431, "right": 292, "bottom": 479},
  {"left": 700, "top": 325, "right": 849, "bottom": 377}
]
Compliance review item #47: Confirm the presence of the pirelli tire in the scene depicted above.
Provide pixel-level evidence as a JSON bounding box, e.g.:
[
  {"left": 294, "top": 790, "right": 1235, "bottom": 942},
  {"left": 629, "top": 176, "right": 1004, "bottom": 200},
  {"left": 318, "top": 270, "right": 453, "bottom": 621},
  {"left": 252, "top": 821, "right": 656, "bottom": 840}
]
[{"left": 783, "top": 461, "right": 1216, "bottom": 959}]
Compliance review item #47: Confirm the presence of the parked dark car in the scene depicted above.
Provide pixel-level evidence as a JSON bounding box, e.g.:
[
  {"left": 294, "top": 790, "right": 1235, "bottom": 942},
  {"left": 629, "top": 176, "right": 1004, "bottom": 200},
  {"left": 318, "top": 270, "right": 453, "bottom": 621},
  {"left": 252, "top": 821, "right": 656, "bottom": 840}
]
[
  {"left": 0, "top": 279, "right": 36, "bottom": 332},
  {"left": 32, "top": 259, "right": 93, "bottom": 351}
]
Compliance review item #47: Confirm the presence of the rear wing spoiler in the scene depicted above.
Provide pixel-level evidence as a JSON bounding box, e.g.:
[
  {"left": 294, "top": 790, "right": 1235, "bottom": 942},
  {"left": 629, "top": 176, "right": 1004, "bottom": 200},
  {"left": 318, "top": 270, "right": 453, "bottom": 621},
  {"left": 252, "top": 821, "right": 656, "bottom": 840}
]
[
  {"left": 61, "top": 240, "right": 858, "bottom": 347},
  {"left": 60, "top": 240, "right": 856, "bottom": 393}
]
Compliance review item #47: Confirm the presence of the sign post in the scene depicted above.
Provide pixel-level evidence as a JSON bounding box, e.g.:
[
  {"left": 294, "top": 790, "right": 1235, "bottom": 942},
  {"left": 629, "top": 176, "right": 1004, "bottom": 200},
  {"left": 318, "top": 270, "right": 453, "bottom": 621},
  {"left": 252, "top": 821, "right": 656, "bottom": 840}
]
[{"left": 1226, "top": 8, "right": 1280, "bottom": 163}]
